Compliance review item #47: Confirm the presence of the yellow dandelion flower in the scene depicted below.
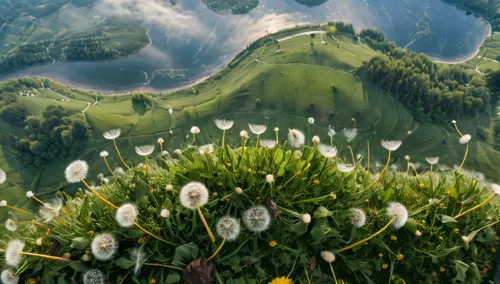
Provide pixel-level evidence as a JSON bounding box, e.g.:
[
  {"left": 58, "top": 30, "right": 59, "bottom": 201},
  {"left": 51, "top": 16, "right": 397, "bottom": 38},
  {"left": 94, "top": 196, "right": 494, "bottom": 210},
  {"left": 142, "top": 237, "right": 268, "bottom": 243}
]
[
  {"left": 419, "top": 183, "right": 424, "bottom": 189},
  {"left": 438, "top": 236, "right": 444, "bottom": 241},
  {"left": 226, "top": 162, "right": 232, "bottom": 167},
  {"left": 382, "top": 264, "right": 388, "bottom": 269},
  {"left": 391, "top": 236, "right": 397, "bottom": 241},
  {"left": 492, "top": 248, "right": 496, "bottom": 253},
  {"left": 269, "top": 240, "right": 277, "bottom": 247},
  {"left": 447, "top": 190, "right": 451, "bottom": 195},
  {"left": 150, "top": 278, "right": 157, "bottom": 284},
  {"left": 330, "top": 193, "right": 337, "bottom": 200},
  {"left": 247, "top": 168, "right": 252, "bottom": 173},
  {"left": 364, "top": 199, "right": 369, "bottom": 203},
  {"left": 453, "top": 228, "right": 459, "bottom": 233},
  {"left": 26, "top": 278, "right": 37, "bottom": 284},
  {"left": 439, "top": 267, "right": 445, "bottom": 272},
  {"left": 213, "top": 192, "right": 219, "bottom": 197},
  {"left": 397, "top": 254, "right": 404, "bottom": 261},
  {"left": 378, "top": 253, "right": 383, "bottom": 258},
  {"left": 391, "top": 275, "right": 396, "bottom": 280},
  {"left": 313, "top": 179, "right": 320, "bottom": 185},
  {"left": 269, "top": 277, "right": 292, "bottom": 284}
]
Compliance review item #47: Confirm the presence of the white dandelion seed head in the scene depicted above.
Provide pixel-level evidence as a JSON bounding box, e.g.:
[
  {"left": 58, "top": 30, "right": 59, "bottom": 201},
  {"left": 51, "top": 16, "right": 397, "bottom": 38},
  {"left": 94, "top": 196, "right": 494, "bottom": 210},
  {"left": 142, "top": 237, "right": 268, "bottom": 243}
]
[
  {"left": 190, "top": 126, "right": 200, "bottom": 134},
  {"left": 320, "top": 251, "right": 335, "bottom": 263},
  {"left": 428, "top": 198, "right": 440, "bottom": 204},
  {"left": 451, "top": 120, "right": 457, "bottom": 124},
  {"left": 343, "top": 128, "right": 358, "bottom": 142},
  {"left": 459, "top": 134, "right": 471, "bottom": 144},
  {"left": 337, "top": 162, "right": 355, "bottom": 173},
  {"left": 81, "top": 254, "right": 91, "bottom": 262},
  {"left": 26, "top": 191, "right": 33, "bottom": 198},
  {"left": 248, "top": 124, "right": 267, "bottom": 135},
  {"left": 5, "top": 219, "right": 17, "bottom": 232},
  {"left": 131, "top": 247, "right": 146, "bottom": 275},
  {"left": 180, "top": 182, "right": 209, "bottom": 209},
  {"left": 0, "top": 200, "right": 7, "bottom": 207},
  {"left": 160, "top": 209, "right": 170, "bottom": 218},
  {"left": 302, "top": 213, "right": 311, "bottom": 224},
  {"left": 115, "top": 204, "right": 138, "bottom": 228},
  {"left": 235, "top": 187, "right": 243, "bottom": 194},
  {"left": 216, "top": 216, "right": 241, "bottom": 241},
  {"left": 100, "top": 151, "right": 109, "bottom": 158},
  {"left": 312, "top": 135, "right": 320, "bottom": 144},
  {"left": 91, "top": 233, "right": 118, "bottom": 261},
  {"left": 490, "top": 183, "right": 500, "bottom": 195},
  {"left": 166, "top": 184, "right": 173, "bottom": 191},
  {"left": 318, "top": 144, "right": 337, "bottom": 158},
  {"left": 65, "top": 160, "right": 89, "bottom": 183},
  {"left": 404, "top": 155, "right": 410, "bottom": 161},
  {"left": 103, "top": 128, "right": 121, "bottom": 140},
  {"left": 162, "top": 150, "right": 170, "bottom": 156},
  {"left": 114, "top": 167, "right": 125, "bottom": 176},
  {"left": 308, "top": 117, "right": 315, "bottom": 124},
  {"left": 381, "top": 140, "right": 402, "bottom": 151},
  {"left": 36, "top": 238, "right": 42, "bottom": 246},
  {"left": 157, "top": 138, "right": 164, "bottom": 144},
  {"left": 168, "top": 107, "right": 173, "bottom": 114},
  {"left": 1, "top": 269, "right": 18, "bottom": 284},
  {"left": 288, "top": 129, "right": 305, "bottom": 148},
  {"left": 260, "top": 140, "right": 277, "bottom": 149},
  {"left": 83, "top": 269, "right": 105, "bottom": 284},
  {"left": 425, "top": 157, "right": 439, "bottom": 165},
  {"left": 199, "top": 144, "right": 214, "bottom": 155},
  {"left": 274, "top": 127, "right": 279, "bottom": 132},
  {"left": 415, "top": 230, "right": 422, "bottom": 237},
  {"left": 266, "top": 174, "right": 274, "bottom": 183},
  {"left": 0, "top": 168, "right": 6, "bottom": 184},
  {"left": 214, "top": 119, "right": 234, "bottom": 130},
  {"left": 240, "top": 130, "right": 248, "bottom": 138},
  {"left": 97, "top": 173, "right": 104, "bottom": 181},
  {"left": 174, "top": 149, "right": 182, "bottom": 155},
  {"left": 328, "top": 126, "right": 336, "bottom": 137},
  {"left": 349, "top": 208, "right": 366, "bottom": 228},
  {"left": 390, "top": 164, "right": 399, "bottom": 171},
  {"left": 5, "top": 239, "right": 24, "bottom": 267},
  {"left": 356, "top": 154, "right": 362, "bottom": 160},
  {"left": 135, "top": 145, "right": 155, "bottom": 156},
  {"left": 242, "top": 205, "right": 271, "bottom": 232},
  {"left": 39, "top": 197, "right": 63, "bottom": 222},
  {"left": 386, "top": 202, "right": 408, "bottom": 230}
]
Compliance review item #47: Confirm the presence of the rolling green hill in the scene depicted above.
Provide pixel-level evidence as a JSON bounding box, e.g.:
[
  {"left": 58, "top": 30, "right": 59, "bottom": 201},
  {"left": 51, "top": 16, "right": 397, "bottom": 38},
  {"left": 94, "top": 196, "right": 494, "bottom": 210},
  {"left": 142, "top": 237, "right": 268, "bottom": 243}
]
[{"left": 0, "top": 25, "right": 498, "bottom": 215}]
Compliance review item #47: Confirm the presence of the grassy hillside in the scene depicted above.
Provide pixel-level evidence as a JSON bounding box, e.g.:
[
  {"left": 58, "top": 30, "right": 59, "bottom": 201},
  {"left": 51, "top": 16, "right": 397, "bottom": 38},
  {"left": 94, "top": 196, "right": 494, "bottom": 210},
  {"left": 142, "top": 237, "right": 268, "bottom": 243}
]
[{"left": 0, "top": 29, "right": 498, "bottom": 214}]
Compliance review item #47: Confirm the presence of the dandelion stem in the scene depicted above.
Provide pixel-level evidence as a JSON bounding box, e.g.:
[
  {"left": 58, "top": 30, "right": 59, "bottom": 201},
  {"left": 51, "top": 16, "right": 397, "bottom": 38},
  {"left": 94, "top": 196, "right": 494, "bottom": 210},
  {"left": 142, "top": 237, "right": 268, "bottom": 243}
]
[
  {"left": 304, "top": 265, "right": 311, "bottom": 284},
  {"left": 197, "top": 207, "right": 215, "bottom": 243},
  {"left": 80, "top": 178, "right": 118, "bottom": 209},
  {"left": 113, "top": 138, "right": 130, "bottom": 170},
  {"left": 406, "top": 160, "right": 410, "bottom": 174},
  {"left": 453, "top": 123, "right": 464, "bottom": 137},
  {"left": 459, "top": 143, "right": 469, "bottom": 169},
  {"left": 32, "top": 219, "right": 49, "bottom": 228},
  {"left": 256, "top": 134, "right": 260, "bottom": 147},
  {"left": 365, "top": 150, "right": 391, "bottom": 190},
  {"left": 30, "top": 195, "right": 45, "bottom": 206},
  {"left": 4, "top": 204, "right": 33, "bottom": 216},
  {"left": 337, "top": 217, "right": 395, "bottom": 252},
  {"left": 208, "top": 238, "right": 226, "bottom": 260},
  {"left": 222, "top": 129, "right": 226, "bottom": 149},
  {"left": 367, "top": 141, "right": 370, "bottom": 173},
  {"left": 142, "top": 262, "right": 183, "bottom": 271},
  {"left": 159, "top": 143, "right": 163, "bottom": 153},
  {"left": 53, "top": 217, "right": 69, "bottom": 228},
  {"left": 133, "top": 221, "right": 176, "bottom": 245},
  {"left": 453, "top": 193, "right": 496, "bottom": 220},
  {"left": 241, "top": 137, "right": 247, "bottom": 153},
  {"left": 347, "top": 145, "right": 355, "bottom": 165},
  {"left": 330, "top": 136, "right": 333, "bottom": 147},
  {"left": 144, "top": 156, "right": 149, "bottom": 177},
  {"left": 192, "top": 133, "right": 196, "bottom": 145},
  {"left": 282, "top": 171, "right": 302, "bottom": 188},
  {"left": 329, "top": 263, "right": 339, "bottom": 284},
  {"left": 275, "top": 131, "right": 279, "bottom": 143},
  {"left": 103, "top": 157, "right": 114, "bottom": 175},
  {"left": 19, "top": 252, "right": 71, "bottom": 263}
]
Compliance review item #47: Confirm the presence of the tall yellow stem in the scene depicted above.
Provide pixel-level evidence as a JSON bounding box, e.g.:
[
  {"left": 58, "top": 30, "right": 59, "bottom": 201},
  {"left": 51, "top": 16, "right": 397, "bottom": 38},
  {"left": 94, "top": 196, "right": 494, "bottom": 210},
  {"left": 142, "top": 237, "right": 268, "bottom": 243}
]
[
  {"left": 347, "top": 145, "right": 355, "bottom": 165},
  {"left": 283, "top": 171, "right": 302, "bottom": 187},
  {"left": 453, "top": 193, "right": 496, "bottom": 220},
  {"left": 197, "top": 207, "right": 215, "bottom": 243},
  {"left": 142, "top": 263, "right": 183, "bottom": 271},
  {"left": 19, "top": 252, "right": 71, "bottom": 263},
  {"left": 80, "top": 178, "right": 118, "bottom": 209},
  {"left": 133, "top": 221, "right": 175, "bottom": 245},
  {"left": 222, "top": 130, "right": 226, "bottom": 149},
  {"left": 113, "top": 139, "right": 130, "bottom": 170},
  {"left": 30, "top": 196, "right": 45, "bottom": 206},
  {"left": 453, "top": 123, "right": 463, "bottom": 137},
  {"left": 365, "top": 150, "right": 391, "bottom": 190},
  {"left": 337, "top": 217, "right": 395, "bottom": 252},
  {"left": 459, "top": 143, "right": 469, "bottom": 169},
  {"left": 4, "top": 205, "right": 32, "bottom": 216},
  {"left": 208, "top": 238, "right": 226, "bottom": 260},
  {"left": 329, "top": 263, "right": 339, "bottom": 284},
  {"left": 103, "top": 157, "right": 114, "bottom": 175},
  {"left": 275, "top": 131, "right": 279, "bottom": 143},
  {"left": 241, "top": 137, "right": 247, "bottom": 152}
]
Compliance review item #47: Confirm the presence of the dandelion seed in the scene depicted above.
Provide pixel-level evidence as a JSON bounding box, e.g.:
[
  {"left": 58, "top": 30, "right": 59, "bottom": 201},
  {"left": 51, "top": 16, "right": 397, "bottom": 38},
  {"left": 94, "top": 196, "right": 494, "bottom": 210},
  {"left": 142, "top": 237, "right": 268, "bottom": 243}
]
[
  {"left": 266, "top": 174, "right": 274, "bottom": 183},
  {"left": 83, "top": 269, "right": 105, "bottom": 284},
  {"left": 100, "top": 151, "right": 109, "bottom": 157},
  {"left": 39, "top": 198, "right": 63, "bottom": 222},
  {"left": 308, "top": 117, "right": 315, "bottom": 124},
  {"left": 302, "top": 213, "right": 311, "bottom": 224},
  {"left": 343, "top": 128, "right": 357, "bottom": 142},
  {"left": 214, "top": 119, "right": 234, "bottom": 130},
  {"left": 135, "top": 145, "right": 155, "bottom": 156},
  {"left": 381, "top": 140, "right": 402, "bottom": 151},
  {"left": 386, "top": 202, "right": 408, "bottom": 230},
  {"left": 1, "top": 269, "right": 18, "bottom": 284},
  {"left": 336, "top": 162, "right": 355, "bottom": 173},
  {"left": 312, "top": 135, "right": 320, "bottom": 144},
  {"left": 216, "top": 217, "right": 241, "bottom": 241},
  {"left": 116, "top": 204, "right": 138, "bottom": 228},
  {"left": 349, "top": 208, "right": 366, "bottom": 228},
  {"left": 459, "top": 134, "right": 471, "bottom": 144},
  {"left": 190, "top": 126, "right": 200, "bottom": 134},
  {"left": 328, "top": 126, "right": 336, "bottom": 137},
  {"left": 288, "top": 129, "right": 305, "bottom": 148},
  {"left": 0, "top": 168, "right": 5, "bottom": 184},
  {"left": 168, "top": 107, "right": 173, "bottom": 114},
  {"left": 114, "top": 167, "right": 125, "bottom": 176},
  {"left": 160, "top": 209, "right": 170, "bottom": 218},
  {"left": 131, "top": 247, "right": 146, "bottom": 275},
  {"left": 318, "top": 144, "right": 337, "bottom": 158},
  {"left": 242, "top": 205, "right": 271, "bottom": 232},
  {"left": 5, "top": 239, "right": 24, "bottom": 267},
  {"left": 5, "top": 219, "right": 17, "bottom": 231},
  {"left": 260, "top": 140, "right": 277, "bottom": 148},
  {"left": 91, "top": 233, "right": 118, "bottom": 261},
  {"left": 199, "top": 144, "right": 214, "bottom": 155},
  {"left": 65, "top": 160, "right": 89, "bottom": 183},
  {"left": 103, "top": 128, "right": 121, "bottom": 140}
]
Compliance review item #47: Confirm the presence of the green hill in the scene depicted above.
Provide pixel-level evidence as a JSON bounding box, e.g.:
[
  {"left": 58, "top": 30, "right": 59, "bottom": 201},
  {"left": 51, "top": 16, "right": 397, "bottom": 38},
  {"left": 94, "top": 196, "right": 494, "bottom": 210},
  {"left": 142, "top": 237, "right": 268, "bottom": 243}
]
[{"left": 0, "top": 24, "right": 499, "bottom": 214}]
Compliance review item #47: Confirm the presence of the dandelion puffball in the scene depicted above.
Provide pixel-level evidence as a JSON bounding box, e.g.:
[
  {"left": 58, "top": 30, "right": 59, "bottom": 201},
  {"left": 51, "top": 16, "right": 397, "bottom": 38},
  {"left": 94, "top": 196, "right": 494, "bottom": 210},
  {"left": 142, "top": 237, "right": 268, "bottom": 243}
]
[
  {"left": 328, "top": 126, "right": 336, "bottom": 137},
  {"left": 266, "top": 174, "right": 274, "bottom": 183},
  {"left": 302, "top": 214, "right": 311, "bottom": 224},
  {"left": 1, "top": 269, "right": 19, "bottom": 284},
  {"left": 386, "top": 202, "right": 408, "bottom": 230},
  {"left": 308, "top": 117, "right": 315, "bottom": 124},
  {"left": 5, "top": 219, "right": 17, "bottom": 232},
  {"left": 240, "top": 130, "right": 248, "bottom": 138},
  {"left": 451, "top": 120, "right": 457, "bottom": 124},
  {"left": 0, "top": 200, "right": 6, "bottom": 207},
  {"left": 318, "top": 144, "right": 338, "bottom": 158},
  {"left": 190, "top": 126, "right": 200, "bottom": 134},
  {"left": 214, "top": 119, "right": 234, "bottom": 130},
  {"left": 425, "top": 157, "right": 439, "bottom": 165},
  {"left": 26, "top": 191, "right": 33, "bottom": 198},
  {"left": 242, "top": 205, "right": 271, "bottom": 232},
  {"left": 404, "top": 155, "right": 410, "bottom": 161},
  {"left": 459, "top": 134, "right": 471, "bottom": 144},
  {"left": 115, "top": 204, "right": 138, "bottom": 228},
  {"left": 5, "top": 239, "right": 24, "bottom": 267},
  {"left": 343, "top": 128, "right": 357, "bottom": 141},
  {"left": 135, "top": 145, "right": 155, "bottom": 156},
  {"left": 157, "top": 138, "right": 164, "bottom": 144},
  {"left": 312, "top": 135, "right": 320, "bottom": 144},
  {"left": 248, "top": 124, "right": 267, "bottom": 135},
  {"left": 336, "top": 162, "right": 355, "bottom": 173},
  {"left": 490, "top": 183, "right": 500, "bottom": 195},
  {"left": 274, "top": 127, "right": 279, "bottom": 132},
  {"left": 349, "top": 208, "right": 366, "bottom": 228},
  {"left": 0, "top": 168, "right": 6, "bottom": 184},
  {"left": 260, "top": 140, "right": 277, "bottom": 149},
  {"left": 320, "top": 251, "right": 335, "bottom": 263},
  {"left": 381, "top": 140, "right": 402, "bottom": 151},
  {"left": 180, "top": 182, "right": 209, "bottom": 209},
  {"left": 235, "top": 187, "right": 243, "bottom": 194},
  {"left": 91, "top": 233, "right": 118, "bottom": 261},
  {"left": 83, "top": 269, "right": 105, "bottom": 284},
  {"left": 288, "top": 129, "right": 305, "bottom": 148},
  {"left": 100, "top": 151, "right": 109, "bottom": 158},
  {"left": 166, "top": 184, "right": 173, "bottom": 191},
  {"left": 160, "top": 209, "right": 170, "bottom": 218},
  {"left": 199, "top": 144, "right": 214, "bottom": 155},
  {"left": 103, "top": 128, "right": 121, "bottom": 140},
  {"left": 65, "top": 160, "right": 89, "bottom": 183},
  {"left": 216, "top": 216, "right": 241, "bottom": 241}
]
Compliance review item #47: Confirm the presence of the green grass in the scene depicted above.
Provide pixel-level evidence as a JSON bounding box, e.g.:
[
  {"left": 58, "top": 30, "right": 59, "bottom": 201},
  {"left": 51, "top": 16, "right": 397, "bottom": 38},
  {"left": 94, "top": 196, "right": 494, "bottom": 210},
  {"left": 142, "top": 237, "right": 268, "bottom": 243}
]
[{"left": 1, "top": 31, "right": 499, "bottom": 212}]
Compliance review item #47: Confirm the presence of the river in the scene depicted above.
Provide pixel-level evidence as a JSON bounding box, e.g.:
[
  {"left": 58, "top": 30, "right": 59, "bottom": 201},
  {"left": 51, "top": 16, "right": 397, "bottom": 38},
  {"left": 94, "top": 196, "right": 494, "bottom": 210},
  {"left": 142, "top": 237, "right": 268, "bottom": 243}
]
[{"left": 0, "top": 0, "right": 489, "bottom": 93}]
